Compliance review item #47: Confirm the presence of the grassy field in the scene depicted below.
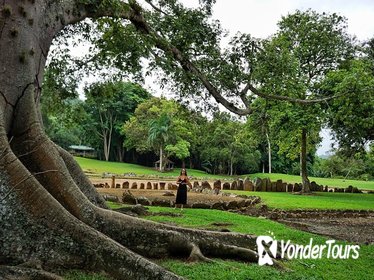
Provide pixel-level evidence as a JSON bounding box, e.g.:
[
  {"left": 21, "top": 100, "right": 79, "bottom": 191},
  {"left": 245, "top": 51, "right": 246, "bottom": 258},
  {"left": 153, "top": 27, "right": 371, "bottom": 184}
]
[
  {"left": 75, "top": 157, "right": 374, "bottom": 190},
  {"left": 65, "top": 203, "right": 374, "bottom": 280},
  {"left": 147, "top": 207, "right": 374, "bottom": 280},
  {"left": 66, "top": 203, "right": 373, "bottom": 280},
  {"left": 65, "top": 158, "right": 374, "bottom": 279},
  {"left": 227, "top": 191, "right": 374, "bottom": 210},
  {"left": 75, "top": 157, "right": 226, "bottom": 179}
]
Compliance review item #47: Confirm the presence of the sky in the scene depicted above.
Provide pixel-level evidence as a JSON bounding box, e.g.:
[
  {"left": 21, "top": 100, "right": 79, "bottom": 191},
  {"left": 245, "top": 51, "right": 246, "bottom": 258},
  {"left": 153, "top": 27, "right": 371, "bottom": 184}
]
[
  {"left": 73, "top": 0, "right": 374, "bottom": 156},
  {"left": 181, "top": 0, "right": 374, "bottom": 41}
]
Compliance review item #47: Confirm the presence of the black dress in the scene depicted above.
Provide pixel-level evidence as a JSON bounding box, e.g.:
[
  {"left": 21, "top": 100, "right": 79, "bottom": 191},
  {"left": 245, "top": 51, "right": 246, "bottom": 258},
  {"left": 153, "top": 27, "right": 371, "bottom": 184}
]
[{"left": 176, "top": 178, "right": 188, "bottom": 204}]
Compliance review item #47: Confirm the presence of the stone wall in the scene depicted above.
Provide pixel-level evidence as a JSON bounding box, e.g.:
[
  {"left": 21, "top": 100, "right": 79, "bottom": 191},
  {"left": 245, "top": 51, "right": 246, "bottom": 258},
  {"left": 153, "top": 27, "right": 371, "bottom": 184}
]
[
  {"left": 93, "top": 177, "right": 365, "bottom": 194},
  {"left": 120, "top": 190, "right": 262, "bottom": 210}
]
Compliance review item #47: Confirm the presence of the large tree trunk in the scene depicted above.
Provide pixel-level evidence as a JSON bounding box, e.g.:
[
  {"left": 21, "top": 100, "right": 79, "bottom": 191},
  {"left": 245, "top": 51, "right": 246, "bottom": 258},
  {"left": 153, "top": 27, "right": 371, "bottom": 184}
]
[
  {"left": 99, "top": 112, "right": 111, "bottom": 161},
  {"left": 116, "top": 138, "right": 125, "bottom": 162},
  {"left": 266, "top": 132, "right": 272, "bottom": 174},
  {"left": 103, "top": 131, "right": 110, "bottom": 161},
  {"left": 117, "top": 145, "right": 124, "bottom": 162},
  {"left": 229, "top": 158, "right": 234, "bottom": 176},
  {"left": 0, "top": 1, "right": 265, "bottom": 279},
  {"left": 159, "top": 146, "right": 163, "bottom": 172},
  {"left": 300, "top": 128, "right": 311, "bottom": 193},
  {"left": 189, "top": 157, "right": 193, "bottom": 169}
]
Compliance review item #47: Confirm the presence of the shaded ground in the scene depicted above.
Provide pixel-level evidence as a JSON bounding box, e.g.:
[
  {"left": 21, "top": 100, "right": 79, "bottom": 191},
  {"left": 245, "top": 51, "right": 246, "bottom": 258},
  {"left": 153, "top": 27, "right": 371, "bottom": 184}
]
[
  {"left": 278, "top": 216, "right": 374, "bottom": 245},
  {"left": 98, "top": 189, "right": 374, "bottom": 244},
  {"left": 243, "top": 206, "right": 374, "bottom": 244},
  {"left": 98, "top": 189, "right": 245, "bottom": 204}
]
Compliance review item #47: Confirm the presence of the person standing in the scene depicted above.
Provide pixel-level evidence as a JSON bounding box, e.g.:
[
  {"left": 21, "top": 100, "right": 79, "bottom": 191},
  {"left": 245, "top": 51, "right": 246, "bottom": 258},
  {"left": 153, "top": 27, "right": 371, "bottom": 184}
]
[{"left": 175, "top": 168, "right": 191, "bottom": 210}]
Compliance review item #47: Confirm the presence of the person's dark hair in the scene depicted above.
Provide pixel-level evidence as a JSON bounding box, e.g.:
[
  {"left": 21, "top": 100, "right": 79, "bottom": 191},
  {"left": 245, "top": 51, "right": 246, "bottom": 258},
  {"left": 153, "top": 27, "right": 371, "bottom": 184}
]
[{"left": 180, "top": 169, "right": 187, "bottom": 176}]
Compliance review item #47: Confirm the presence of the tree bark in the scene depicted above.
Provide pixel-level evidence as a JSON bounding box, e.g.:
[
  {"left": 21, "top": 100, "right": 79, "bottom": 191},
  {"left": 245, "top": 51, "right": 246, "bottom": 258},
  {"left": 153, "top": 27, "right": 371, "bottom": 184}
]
[
  {"left": 100, "top": 111, "right": 113, "bottom": 161},
  {"left": 300, "top": 128, "right": 311, "bottom": 193},
  {"left": 266, "top": 132, "right": 272, "bottom": 174},
  {"left": 0, "top": 1, "right": 268, "bottom": 278},
  {"left": 159, "top": 146, "right": 163, "bottom": 172},
  {"left": 103, "top": 131, "right": 110, "bottom": 161},
  {"left": 117, "top": 144, "right": 125, "bottom": 162},
  {"left": 230, "top": 157, "right": 234, "bottom": 176}
]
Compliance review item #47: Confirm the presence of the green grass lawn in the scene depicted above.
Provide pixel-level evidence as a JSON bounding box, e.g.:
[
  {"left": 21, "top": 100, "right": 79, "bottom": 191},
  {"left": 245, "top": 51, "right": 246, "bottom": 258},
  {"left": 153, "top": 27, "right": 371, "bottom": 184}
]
[
  {"left": 75, "top": 157, "right": 374, "bottom": 190},
  {"left": 227, "top": 191, "right": 374, "bottom": 210},
  {"left": 128, "top": 205, "right": 374, "bottom": 280},
  {"left": 74, "top": 157, "right": 227, "bottom": 179},
  {"left": 65, "top": 203, "right": 374, "bottom": 280}
]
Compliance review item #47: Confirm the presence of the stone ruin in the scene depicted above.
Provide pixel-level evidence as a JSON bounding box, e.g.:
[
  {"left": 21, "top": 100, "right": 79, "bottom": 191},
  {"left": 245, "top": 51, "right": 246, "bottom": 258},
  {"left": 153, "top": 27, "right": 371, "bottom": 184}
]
[
  {"left": 118, "top": 190, "right": 262, "bottom": 211},
  {"left": 93, "top": 176, "right": 366, "bottom": 194}
]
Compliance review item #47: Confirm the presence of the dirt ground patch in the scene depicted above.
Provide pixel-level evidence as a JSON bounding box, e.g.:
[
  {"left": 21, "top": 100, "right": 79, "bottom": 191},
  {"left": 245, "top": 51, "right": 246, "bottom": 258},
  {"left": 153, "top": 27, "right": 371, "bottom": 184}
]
[
  {"left": 97, "top": 188, "right": 244, "bottom": 204},
  {"left": 279, "top": 216, "right": 374, "bottom": 244},
  {"left": 243, "top": 207, "right": 374, "bottom": 244}
]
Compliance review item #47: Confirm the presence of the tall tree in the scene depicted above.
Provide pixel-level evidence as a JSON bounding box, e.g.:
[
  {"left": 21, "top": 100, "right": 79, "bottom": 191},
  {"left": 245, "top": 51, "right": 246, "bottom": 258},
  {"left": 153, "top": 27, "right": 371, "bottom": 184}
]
[
  {"left": 165, "top": 139, "right": 190, "bottom": 167},
  {"left": 84, "top": 81, "right": 150, "bottom": 161},
  {"left": 322, "top": 58, "right": 374, "bottom": 154},
  {"left": 246, "top": 99, "right": 274, "bottom": 173},
  {"left": 123, "top": 97, "right": 194, "bottom": 169},
  {"left": 148, "top": 113, "right": 172, "bottom": 171},
  {"left": 200, "top": 113, "right": 259, "bottom": 175},
  {"left": 40, "top": 67, "right": 89, "bottom": 149},
  {"left": 0, "top": 2, "right": 262, "bottom": 278},
  {"left": 251, "top": 10, "right": 353, "bottom": 192}
]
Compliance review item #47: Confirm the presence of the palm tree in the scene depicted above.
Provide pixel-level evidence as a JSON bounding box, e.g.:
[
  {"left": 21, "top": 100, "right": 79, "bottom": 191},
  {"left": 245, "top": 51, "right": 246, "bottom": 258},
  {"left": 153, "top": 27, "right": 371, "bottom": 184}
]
[{"left": 148, "top": 113, "right": 172, "bottom": 172}]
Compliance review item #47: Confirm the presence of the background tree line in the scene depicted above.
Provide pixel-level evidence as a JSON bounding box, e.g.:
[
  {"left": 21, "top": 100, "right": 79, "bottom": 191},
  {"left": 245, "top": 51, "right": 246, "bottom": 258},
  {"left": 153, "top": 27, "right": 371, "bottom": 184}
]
[{"left": 41, "top": 76, "right": 373, "bottom": 180}]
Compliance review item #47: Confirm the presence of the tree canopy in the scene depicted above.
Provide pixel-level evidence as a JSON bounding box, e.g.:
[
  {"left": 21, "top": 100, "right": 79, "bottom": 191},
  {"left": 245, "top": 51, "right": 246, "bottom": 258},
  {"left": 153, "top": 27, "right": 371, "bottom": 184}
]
[
  {"left": 83, "top": 80, "right": 150, "bottom": 161},
  {"left": 323, "top": 59, "right": 374, "bottom": 154},
  {"left": 0, "top": 0, "right": 373, "bottom": 278}
]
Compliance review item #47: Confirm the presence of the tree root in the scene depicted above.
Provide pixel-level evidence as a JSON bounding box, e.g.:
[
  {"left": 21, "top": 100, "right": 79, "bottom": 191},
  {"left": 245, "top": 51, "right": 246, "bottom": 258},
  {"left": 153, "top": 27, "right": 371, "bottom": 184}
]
[
  {"left": 187, "top": 244, "right": 212, "bottom": 262},
  {"left": 0, "top": 265, "right": 63, "bottom": 280},
  {"left": 0, "top": 122, "right": 280, "bottom": 279}
]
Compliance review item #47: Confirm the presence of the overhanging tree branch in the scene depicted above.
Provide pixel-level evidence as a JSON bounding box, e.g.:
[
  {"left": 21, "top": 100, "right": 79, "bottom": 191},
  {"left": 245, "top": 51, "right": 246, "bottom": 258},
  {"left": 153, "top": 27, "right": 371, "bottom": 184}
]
[
  {"left": 144, "top": 0, "right": 170, "bottom": 16},
  {"left": 77, "top": 0, "right": 336, "bottom": 115},
  {"left": 128, "top": 2, "right": 336, "bottom": 112},
  {"left": 247, "top": 83, "right": 336, "bottom": 105}
]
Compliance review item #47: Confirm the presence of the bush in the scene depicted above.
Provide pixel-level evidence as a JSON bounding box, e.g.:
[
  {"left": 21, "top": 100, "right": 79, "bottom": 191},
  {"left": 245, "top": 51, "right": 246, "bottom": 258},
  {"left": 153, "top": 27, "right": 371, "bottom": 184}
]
[{"left": 358, "top": 174, "right": 373, "bottom": 181}]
